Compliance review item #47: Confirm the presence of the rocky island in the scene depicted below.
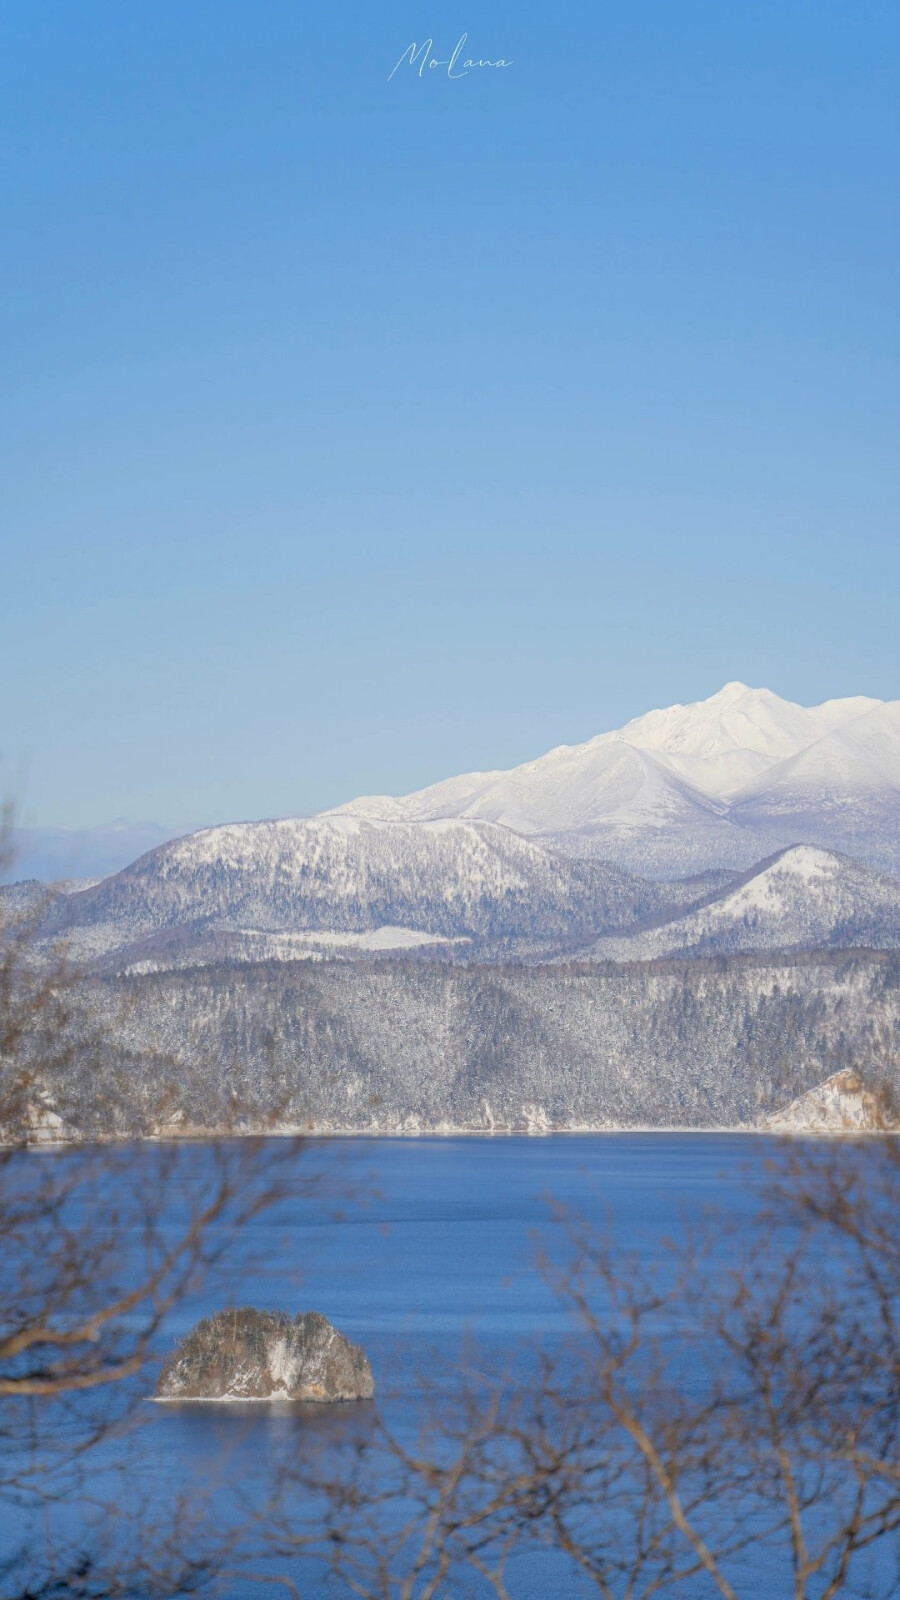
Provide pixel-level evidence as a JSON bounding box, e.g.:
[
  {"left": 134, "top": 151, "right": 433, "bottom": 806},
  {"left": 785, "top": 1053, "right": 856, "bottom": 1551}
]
[{"left": 156, "top": 1308, "right": 374, "bottom": 1402}]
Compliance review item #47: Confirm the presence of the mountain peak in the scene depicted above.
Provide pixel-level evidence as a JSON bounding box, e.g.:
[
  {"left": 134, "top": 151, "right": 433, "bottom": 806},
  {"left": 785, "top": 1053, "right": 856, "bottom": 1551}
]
[
  {"left": 713, "top": 679, "right": 755, "bottom": 697},
  {"left": 323, "top": 682, "right": 898, "bottom": 875},
  {"left": 620, "top": 683, "right": 886, "bottom": 800},
  {"left": 621, "top": 683, "right": 808, "bottom": 774}
]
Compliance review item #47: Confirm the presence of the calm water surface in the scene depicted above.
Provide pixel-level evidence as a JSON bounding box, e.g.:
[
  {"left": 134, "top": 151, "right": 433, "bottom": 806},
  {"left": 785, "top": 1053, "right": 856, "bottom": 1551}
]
[
  {"left": 163, "top": 1134, "right": 774, "bottom": 1597},
  {"left": 5, "top": 1136, "right": 814, "bottom": 1597},
  {"left": 191, "top": 1132, "right": 765, "bottom": 1350}
]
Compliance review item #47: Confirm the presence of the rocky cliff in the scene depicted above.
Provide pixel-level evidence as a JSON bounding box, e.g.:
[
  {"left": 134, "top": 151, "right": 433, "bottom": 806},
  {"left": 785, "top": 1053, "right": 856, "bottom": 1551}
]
[
  {"left": 156, "top": 1309, "right": 374, "bottom": 1402},
  {"left": 764, "top": 1069, "right": 899, "bottom": 1133}
]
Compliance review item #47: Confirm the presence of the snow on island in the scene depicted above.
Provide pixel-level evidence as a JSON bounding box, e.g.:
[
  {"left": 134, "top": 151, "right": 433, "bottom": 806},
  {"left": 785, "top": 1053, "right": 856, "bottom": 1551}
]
[{"left": 155, "top": 1309, "right": 374, "bottom": 1403}]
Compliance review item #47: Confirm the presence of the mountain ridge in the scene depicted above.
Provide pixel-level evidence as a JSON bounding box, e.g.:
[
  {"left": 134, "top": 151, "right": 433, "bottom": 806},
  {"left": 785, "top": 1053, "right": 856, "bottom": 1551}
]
[
  {"left": 324, "top": 683, "right": 900, "bottom": 874},
  {"left": 39, "top": 814, "right": 700, "bottom": 971},
  {"left": 585, "top": 844, "right": 900, "bottom": 962},
  {"left": 22, "top": 827, "right": 898, "bottom": 976}
]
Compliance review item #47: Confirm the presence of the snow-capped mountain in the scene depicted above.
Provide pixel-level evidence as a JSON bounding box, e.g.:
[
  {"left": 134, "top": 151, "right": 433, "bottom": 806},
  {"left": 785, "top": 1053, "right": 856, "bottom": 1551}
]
[
  {"left": 618, "top": 684, "right": 884, "bottom": 800},
  {"left": 44, "top": 814, "right": 714, "bottom": 971},
  {"left": 727, "top": 701, "right": 900, "bottom": 861},
  {"left": 33, "top": 823, "right": 900, "bottom": 975},
  {"left": 585, "top": 846, "right": 900, "bottom": 961},
  {"left": 326, "top": 683, "right": 900, "bottom": 874},
  {"left": 14, "top": 682, "right": 900, "bottom": 976}
]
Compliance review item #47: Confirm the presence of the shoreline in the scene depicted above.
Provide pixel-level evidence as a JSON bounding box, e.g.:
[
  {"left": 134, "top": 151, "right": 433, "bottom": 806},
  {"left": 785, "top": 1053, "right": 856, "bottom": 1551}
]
[{"left": 18, "top": 1122, "right": 899, "bottom": 1149}]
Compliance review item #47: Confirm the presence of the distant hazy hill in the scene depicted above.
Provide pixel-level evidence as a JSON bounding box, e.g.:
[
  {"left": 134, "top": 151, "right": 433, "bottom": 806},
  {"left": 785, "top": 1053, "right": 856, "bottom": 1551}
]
[
  {"left": 326, "top": 683, "right": 900, "bottom": 875},
  {"left": 4, "top": 820, "right": 178, "bottom": 885}
]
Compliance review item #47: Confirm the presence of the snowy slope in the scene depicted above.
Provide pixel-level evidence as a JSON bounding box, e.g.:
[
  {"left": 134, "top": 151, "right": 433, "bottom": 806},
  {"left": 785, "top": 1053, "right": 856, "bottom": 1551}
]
[
  {"left": 620, "top": 683, "right": 883, "bottom": 800},
  {"left": 326, "top": 684, "right": 900, "bottom": 874},
  {"left": 733, "top": 701, "right": 900, "bottom": 806},
  {"left": 584, "top": 846, "right": 900, "bottom": 961},
  {"left": 44, "top": 814, "right": 697, "bottom": 970}
]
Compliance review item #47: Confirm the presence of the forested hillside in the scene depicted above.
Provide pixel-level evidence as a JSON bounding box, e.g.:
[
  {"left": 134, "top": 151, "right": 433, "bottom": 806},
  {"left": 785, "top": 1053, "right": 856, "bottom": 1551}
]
[{"left": 48, "top": 950, "right": 900, "bottom": 1135}]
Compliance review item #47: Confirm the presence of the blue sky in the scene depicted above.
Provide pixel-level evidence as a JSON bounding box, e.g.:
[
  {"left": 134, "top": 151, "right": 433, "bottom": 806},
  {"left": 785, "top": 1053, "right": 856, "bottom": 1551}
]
[{"left": 2, "top": 0, "right": 898, "bottom": 828}]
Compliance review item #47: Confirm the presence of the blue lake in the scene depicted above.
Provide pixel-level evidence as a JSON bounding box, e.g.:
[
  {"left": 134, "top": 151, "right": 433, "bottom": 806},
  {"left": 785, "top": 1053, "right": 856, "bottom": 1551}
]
[
  {"left": 188, "top": 1131, "right": 767, "bottom": 1347},
  {"left": 8, "top": 1134, "right": 879, "bottom": 1598},
  {"left": 155, "top": 1134, "right": 775, "bottom": 1597}
]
